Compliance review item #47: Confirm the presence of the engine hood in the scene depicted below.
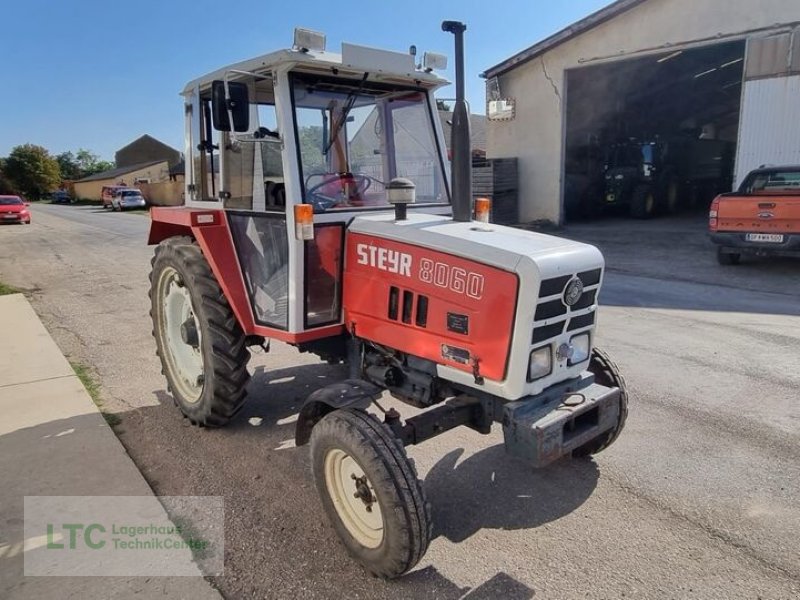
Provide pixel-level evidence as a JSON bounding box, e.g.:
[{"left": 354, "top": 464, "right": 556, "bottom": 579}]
[{"left": 348, "top": 212, "right": 604, "bottom": 284}]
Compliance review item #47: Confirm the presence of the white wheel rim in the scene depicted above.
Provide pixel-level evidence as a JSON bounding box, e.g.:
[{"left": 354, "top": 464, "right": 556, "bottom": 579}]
[
  {"left": 158, "top": 266, "right": 203, "bottom": 403},
  {"left": 324, "top": 448, "right": 384, "bottom": 549}
]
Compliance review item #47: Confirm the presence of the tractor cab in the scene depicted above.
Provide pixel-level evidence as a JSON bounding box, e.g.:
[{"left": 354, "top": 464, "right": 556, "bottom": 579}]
[{"left": 159, "top": 30, "right": 451, "bottom": 339}]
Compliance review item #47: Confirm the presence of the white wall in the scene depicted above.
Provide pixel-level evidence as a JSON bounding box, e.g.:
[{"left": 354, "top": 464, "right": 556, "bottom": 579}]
[
  {"left": 735, "top": 75, "right": 800, "bottom": 186},
  {"left": 486, "top": 0, "right": 800, "bottom": 223}
]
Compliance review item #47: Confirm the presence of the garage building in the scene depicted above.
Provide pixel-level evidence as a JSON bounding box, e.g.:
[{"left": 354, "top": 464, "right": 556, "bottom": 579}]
[{"left": 482, "top": 0, "right": 800, "bottom": 224}]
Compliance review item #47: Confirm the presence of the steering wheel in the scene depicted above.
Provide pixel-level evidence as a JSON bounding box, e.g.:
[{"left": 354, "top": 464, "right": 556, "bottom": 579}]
[{"left": 305, "top": 173, "right": 373, "bottom": 210}]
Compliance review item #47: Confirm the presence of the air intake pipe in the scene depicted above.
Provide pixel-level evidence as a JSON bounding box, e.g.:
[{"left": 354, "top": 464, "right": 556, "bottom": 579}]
[{"left": 442, "top": 20, "right": 472, "bottom": 222}]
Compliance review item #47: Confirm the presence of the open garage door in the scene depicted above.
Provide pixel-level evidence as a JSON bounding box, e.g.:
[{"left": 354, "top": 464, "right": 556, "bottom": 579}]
[{"left": 563, "top": 40, "right": 745, "bottom": 222}]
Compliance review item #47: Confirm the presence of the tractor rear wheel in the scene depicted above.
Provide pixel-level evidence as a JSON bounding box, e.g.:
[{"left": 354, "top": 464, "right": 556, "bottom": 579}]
[
  {"left": 310, "top": 408, "right": 431, "bottom": 579},
  {"left": 630, "top": 185, "right": 656, "bottom": 219},
  {"left": 150, "top": 236, "right": 250, "bottom": 426},
  {"left": 664, "top": 177, "right": 680, "bottom": 214},
  {"left": 573, "top": 348, "right": 628, "bottom": 458}
]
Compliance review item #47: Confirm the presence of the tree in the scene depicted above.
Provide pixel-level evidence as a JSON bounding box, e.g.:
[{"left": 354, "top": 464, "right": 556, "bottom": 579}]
[
  {"left": 0, "top": 158, "right": 17, "bottom": 194},
  {"left": 56, "top": 151, "right": 82, "bottom": 181},
  {"left": 297, "top": 125, "right": 325, "bottom": 173},
  {"left": 74, "top": 148, "right": 114, "bottom": 177},
  {"left": 3, "top": 144, "right": 61, "bottom": 199},
  {"left": 56, "top": 149, "right": 114, "bottom": 182}
]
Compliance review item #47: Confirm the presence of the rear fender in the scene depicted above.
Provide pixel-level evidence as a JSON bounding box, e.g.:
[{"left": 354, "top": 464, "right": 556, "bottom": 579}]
[{"left": 149, "top": 206, "right": 256, "bottom": 334}]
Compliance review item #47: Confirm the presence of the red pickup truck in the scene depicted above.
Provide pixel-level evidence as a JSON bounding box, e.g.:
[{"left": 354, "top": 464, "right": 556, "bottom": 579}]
[{"left": 709, "top": 166, "right": 800, "bottom": 265}]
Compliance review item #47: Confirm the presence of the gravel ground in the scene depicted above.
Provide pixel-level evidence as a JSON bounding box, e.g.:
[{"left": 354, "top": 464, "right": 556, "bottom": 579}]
[{"left": 1, "top": 204, "right": 798, "bottom": 599}]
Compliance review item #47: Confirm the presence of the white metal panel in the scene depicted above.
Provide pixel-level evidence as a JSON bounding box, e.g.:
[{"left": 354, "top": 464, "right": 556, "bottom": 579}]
[
  {"left": 734, "top": 75, "right": 800, "bottom": 187},
  {"left": 341, "top": 43, "right": 416, "bottom": 75}
]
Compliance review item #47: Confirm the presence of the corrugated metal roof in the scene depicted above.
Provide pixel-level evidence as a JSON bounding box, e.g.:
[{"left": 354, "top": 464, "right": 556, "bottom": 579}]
[
  {"left": 481, "top": 0, "right": 650, "bottom": 78},
  {"left": 74, "top": 160, "right": 165, "bottom": 183}
]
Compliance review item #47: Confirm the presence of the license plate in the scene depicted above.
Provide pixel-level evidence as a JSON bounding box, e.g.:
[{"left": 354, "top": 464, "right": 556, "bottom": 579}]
[
  {"left": 3, "top": 215, "right": 18, "bottom": 220},
  {"left": 606, "top": 194, "right": 616, "bottom": 203},
  {"left": 746, "top": 233, "right": 784, "bottom": 243}
]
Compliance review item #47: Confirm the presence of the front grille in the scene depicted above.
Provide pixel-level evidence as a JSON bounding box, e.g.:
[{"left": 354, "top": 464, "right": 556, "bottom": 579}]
[
  {"left": 571, "top": 289, "right": 596, "bottom": 310},
  {"left": 534, "top": 299, "right": 567, "bottom": 321},
  {"left": 567, "top": 312, "right": 595, "bottom": 331},
  {"left": 531, "top": 268, "right": 602, "bottom": 347},
  {"left": 578, "top": 268, "right": 602, "bottom": 287},
  {"left": 532, "top": 321, "right": 565, "bottom": 344},
  {"left": 538, "top": 275, "right": 571, "bottom": 297}
]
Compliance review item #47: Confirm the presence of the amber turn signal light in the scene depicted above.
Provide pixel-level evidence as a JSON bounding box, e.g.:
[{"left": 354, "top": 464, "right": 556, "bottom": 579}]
[
  {"left": 294, "top": 204, "right": 314, "bottom": 240},
  {"left": 474, "top": 197, "right": 491, "bottom": 224}
]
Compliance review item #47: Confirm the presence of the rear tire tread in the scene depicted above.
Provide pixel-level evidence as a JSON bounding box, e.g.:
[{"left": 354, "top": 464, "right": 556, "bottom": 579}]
[{"left": 150, "top": 236, "right": 250, "bottom": 427}]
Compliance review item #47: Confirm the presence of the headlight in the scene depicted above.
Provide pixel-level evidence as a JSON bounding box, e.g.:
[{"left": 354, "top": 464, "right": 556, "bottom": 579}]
[
  {"left": 569, "top": 333, "right": 590, "bottom": 365},
  {"left": 527, "top": 346, "right": 552, "bottom": 381}
]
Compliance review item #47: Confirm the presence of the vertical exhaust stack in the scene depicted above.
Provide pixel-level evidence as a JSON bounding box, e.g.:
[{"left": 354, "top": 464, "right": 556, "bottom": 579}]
[{"left": 442, "top": 20, "right": 472, "bottom": 222}]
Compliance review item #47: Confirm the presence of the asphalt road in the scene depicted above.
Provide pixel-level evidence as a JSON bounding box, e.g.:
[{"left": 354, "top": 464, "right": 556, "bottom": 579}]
[{"left": 2, "top": 203, "right": 799, "bottom": 599}]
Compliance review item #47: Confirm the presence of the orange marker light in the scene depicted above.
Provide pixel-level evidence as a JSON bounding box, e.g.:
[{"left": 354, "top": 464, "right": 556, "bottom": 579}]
[
  {"left": 475, "top": 197, "right": 491, "bottom": 224},
  {"left": 294, "top": 204, "right": 314, "bottom": 240}
]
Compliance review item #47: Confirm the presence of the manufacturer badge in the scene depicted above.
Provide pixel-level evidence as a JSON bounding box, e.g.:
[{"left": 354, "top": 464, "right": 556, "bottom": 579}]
[
  {"left": 556, "top": 343, "right": 574, "bottom": 362},
  {"left": 563, "top": 277, "right": 584, "bottom": 307},
  {"left": 758, "top": 212, "right": 774, "bottom": 220}
]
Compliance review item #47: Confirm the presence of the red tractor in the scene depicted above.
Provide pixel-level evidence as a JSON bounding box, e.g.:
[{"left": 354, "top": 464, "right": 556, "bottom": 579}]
[{"left": 148, "top": 22, "right": 628, "bottom": 578}]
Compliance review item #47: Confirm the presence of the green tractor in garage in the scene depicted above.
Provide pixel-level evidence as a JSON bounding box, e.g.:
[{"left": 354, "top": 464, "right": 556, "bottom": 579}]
[{"left": 600, "top": 136, "right": 734, "bottom": 219}]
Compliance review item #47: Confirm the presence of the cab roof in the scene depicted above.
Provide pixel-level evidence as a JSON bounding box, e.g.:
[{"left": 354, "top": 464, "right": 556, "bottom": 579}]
[{"left": 182, "top": 44, "right": 449, "bottom": 95}]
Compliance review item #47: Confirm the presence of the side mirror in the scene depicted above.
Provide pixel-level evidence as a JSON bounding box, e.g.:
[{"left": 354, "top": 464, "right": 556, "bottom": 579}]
[{"left": 211, "top": 80, "right": 250, "bottom": 132}]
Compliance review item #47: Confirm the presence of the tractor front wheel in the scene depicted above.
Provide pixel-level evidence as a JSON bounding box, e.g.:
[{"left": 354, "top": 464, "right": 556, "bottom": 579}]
[
  {"left": 573, "top": 348, "right": 628, "bottom": 458},
  {"left": 310, "top": 409, "right": 431, "bottom": 579},
  {"left": 150, "top": 236, "right": 250, "bottom": 426}
]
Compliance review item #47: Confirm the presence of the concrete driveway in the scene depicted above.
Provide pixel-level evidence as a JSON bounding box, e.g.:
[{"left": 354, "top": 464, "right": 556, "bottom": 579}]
[{"left": 1, "top": 203, "right": 798, "bottom": 599}]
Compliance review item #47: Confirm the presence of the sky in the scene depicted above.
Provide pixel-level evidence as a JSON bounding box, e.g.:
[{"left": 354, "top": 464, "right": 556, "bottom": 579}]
[{"left": 0, "top": 0, "right": 610, "bottom": 161}]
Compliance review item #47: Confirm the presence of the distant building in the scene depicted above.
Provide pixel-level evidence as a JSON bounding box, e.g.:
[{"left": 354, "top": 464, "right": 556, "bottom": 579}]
[
  {"left": 482, "top": 0, "right": 800, "bottom": 225},
  {"left": 72, "top": 135, "right": 182, "bottom": 201},
  {"left": 115, "top": 135, "right": 181, "bottom": 170},
  {"left": 73, "top": 160, "right": 169, "bottom": 201},
  {"left": 437, "top": 111, "right": 487, "bottom": 158}
]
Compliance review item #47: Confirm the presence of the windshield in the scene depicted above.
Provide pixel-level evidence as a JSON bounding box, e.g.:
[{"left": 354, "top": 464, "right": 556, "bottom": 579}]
[
  {"left": 607, "top": 144, "right": 643, "bottom": 169},
  {"left": 0, "top": 197, "right": 23, "bottom": 205},
  {"left": 121, "top": 191, "right": 142, "bottom": 197},
  {"left": 291, "top": 73, "right": 449, "bottom": 212}
]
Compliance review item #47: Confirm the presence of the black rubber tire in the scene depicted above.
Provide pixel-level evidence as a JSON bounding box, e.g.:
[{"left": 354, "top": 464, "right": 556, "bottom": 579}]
[
  {"left": 717, "top": 247, "right": 741, "bottom": 265},
  {"left": 630, "top": 185, "right": 656, "bottom": 219},
  {"left": 310, "top": 408, "right": 432, "bottom": 579},
  {"left": 150, "top": 236, "right": 250, "bottom": 426},
  {"left": 573, "top": 348, "right": 629, "bottom": 458},
  {"left": 664, "top": 177, "right": 680, "bottom": 214}
]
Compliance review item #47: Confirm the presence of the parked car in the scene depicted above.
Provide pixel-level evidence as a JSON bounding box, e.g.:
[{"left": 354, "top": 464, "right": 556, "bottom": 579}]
[
  {"left": 101, "top": 185, "right": 130, "bottom": 208},
  {"left": 709, "top": 165, "right": 800, "bottom": 264},
  {"left": 110, "top": 188, "right": 147, "bottom": 211},
  {"left": 51, "top": 190, "right": 72, "bottom": 204},
  {"left": 0, "top": 195, "right": 31, "bottom": 224}
]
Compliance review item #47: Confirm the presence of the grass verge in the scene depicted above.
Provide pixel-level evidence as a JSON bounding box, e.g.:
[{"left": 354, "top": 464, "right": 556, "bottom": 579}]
[
  {"left": 70, "top": 361, "right": 122, "bottom": 427},
  {"left": 0, "top": 281, "right": 21, "bottom": 296}
]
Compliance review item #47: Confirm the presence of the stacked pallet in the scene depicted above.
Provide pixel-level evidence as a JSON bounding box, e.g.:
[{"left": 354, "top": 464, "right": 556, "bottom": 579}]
[{"left": 472, "top": 157, "right": 518, "bottom": 225}]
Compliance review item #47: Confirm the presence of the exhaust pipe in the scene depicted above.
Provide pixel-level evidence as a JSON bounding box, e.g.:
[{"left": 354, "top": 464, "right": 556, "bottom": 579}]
[{"left": 442, "top": 20, "right": 471, "bottom": 222}]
